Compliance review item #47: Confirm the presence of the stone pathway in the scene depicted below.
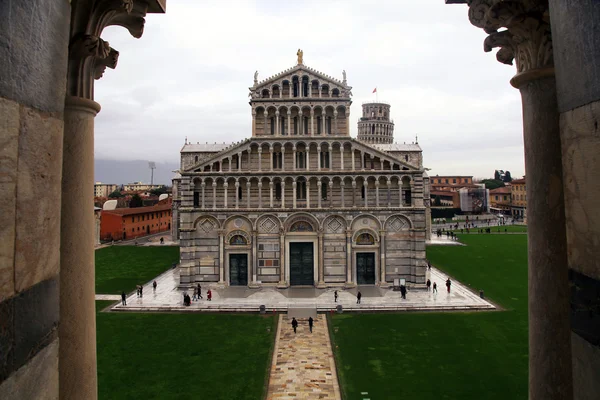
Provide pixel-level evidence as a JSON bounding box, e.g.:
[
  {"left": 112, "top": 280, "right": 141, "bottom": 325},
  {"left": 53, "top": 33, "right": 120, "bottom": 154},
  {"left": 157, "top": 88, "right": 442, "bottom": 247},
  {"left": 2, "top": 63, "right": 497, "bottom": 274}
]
[{"left": 267, "top": 314, "right": 341, "bottom": 400}]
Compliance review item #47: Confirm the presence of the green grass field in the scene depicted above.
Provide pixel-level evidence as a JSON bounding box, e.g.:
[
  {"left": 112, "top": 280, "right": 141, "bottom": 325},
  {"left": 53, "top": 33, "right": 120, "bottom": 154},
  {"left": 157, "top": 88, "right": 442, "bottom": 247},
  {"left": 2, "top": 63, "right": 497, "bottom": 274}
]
[
  {"left": 96, "top": 302, "right": 277, "bottom": 400},
  {"left": 95, "top": 246, "right": 179, "bottom": 294},
  {"left": 330, "top": 235, "right": 528, "bottom": 400}
]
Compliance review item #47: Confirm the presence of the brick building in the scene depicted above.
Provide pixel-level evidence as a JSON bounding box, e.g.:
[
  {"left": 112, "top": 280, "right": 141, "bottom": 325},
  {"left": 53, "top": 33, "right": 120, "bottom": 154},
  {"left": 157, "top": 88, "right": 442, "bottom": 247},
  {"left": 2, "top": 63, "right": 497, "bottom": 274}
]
[
  {"left": 510, "top": 178, "right": 527, "bottom": 220},
  {"left": 100, "top": 202, "right": 172, "bottom": 241}
]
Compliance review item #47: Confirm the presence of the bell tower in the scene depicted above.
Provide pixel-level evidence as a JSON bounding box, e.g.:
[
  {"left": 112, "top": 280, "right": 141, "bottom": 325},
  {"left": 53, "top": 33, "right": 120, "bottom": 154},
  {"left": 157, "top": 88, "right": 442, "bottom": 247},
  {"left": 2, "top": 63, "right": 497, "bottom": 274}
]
[{"left": 357, "top": 102, "right": 394, "bottom": 144}]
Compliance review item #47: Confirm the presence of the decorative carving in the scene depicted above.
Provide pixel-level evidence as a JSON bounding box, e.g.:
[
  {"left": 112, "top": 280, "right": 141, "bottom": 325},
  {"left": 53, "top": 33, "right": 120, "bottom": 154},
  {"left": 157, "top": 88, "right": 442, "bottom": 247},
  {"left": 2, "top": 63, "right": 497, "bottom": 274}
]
[
  {"left": 466, "top": 0, "right": 553, "bottom": 81},
  {"left": 198, "top": 218, "right": 217, "bottom": 233},
  {"left": 386, "top": 215, "right": 410, "bottom": 232},
  {"left": 356, "top": 232, "right": 375, "bottom": 245},
  {"left": 226, "top": 230, "right": 250, "bottom": 245},
  {"left": 258, "top": 216, "right": 279, "bottom": 233},
  {"left": 325, "top": 216, "right": 345, "bottom": 233},
  {"left": 94, "top": 47, "right": 119, "bottom": 79},
  {"left": 290, "top": 220, "right": 314, "bottom": 232}
]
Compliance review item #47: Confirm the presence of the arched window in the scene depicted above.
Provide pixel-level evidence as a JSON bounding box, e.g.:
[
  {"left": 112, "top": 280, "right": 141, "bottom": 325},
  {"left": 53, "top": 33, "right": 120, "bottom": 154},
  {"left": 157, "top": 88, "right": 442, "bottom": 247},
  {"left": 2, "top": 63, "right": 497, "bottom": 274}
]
[
  {"left": 371, "top": 125, "right": 375, "bottom": 135},
  {"left": 270, "top": 117, "right": 275, "bottom": 135},
  {"left": 230, "top": 235, "right": 247, "bottom": 245},
  {"left": 321, "top": 182, "right": 328, "bottom": 200},
  {"left": 280, "top": 116, "right": 286, "bottom": 135},
  {"left": 195, "top": 155, "right": 198, "bottom": 163},
  {"left": 296, "top": 152, "right": 305, "bottom": 169},
  {"left": 326, "top": 117, "right": 332, "bottom": 134},
  {"left": 296, "top": 180, "right": 307, "bottom": 199},
  {"left": 303, "top": 116, "right": 309, "bottom": 135},
  {"left": 275, "top": 182, "right": 282, "bottom": 200},
  {"left": 356, "top": 233, "right": 375, "bottom": 245},
  {"left": 238, "top": 186, "right": 243, "bottom": 200},
  {"left": 262, "top": 89, "right": 269, "bottom": 98},
  {"left": 317, "top": 116, "right": 322, "bottom": 134}
]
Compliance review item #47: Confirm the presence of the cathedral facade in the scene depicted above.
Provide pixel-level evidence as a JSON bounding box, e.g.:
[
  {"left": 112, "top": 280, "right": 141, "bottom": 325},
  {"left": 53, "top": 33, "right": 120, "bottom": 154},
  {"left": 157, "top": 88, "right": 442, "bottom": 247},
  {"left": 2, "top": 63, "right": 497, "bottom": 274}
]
[{"left": 173, "top": 52, "right": 430, "bottom": 288}]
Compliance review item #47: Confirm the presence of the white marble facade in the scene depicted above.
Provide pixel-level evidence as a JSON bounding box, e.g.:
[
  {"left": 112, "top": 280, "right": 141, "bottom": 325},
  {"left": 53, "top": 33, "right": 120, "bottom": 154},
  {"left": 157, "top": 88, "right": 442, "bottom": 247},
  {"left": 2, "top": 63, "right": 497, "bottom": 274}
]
[{"left": 173, "top": 55, "right": 430, "bottom": 288}]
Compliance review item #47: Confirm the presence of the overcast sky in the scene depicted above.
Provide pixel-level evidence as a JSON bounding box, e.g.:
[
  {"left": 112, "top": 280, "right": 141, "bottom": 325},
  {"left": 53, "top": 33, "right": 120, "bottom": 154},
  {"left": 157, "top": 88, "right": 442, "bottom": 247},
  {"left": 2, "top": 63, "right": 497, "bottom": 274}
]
[{"left": 95, "top": 0, "right": 525, "bottom": 179}]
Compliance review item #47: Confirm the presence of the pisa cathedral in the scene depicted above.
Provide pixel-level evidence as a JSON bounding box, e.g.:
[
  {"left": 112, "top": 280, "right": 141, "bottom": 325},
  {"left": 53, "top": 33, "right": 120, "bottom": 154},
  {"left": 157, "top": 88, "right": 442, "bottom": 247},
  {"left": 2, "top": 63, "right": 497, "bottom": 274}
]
[{"left": 173, "top": 51, "right": 431, "bottom": 288}]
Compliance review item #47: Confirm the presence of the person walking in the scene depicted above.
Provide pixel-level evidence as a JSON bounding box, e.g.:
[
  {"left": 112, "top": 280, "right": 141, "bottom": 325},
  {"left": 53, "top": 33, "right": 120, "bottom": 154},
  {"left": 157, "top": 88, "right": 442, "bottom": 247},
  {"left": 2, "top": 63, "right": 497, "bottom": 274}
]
[
  {"left": 426, "top": 279, "right": 431, "bottom": 292},
  {"left": 139, "top": 285, "right": 143, "bottom": 297},
  {"left": 308, "top": 317, "right": 314, "bottom": 333},
  {"left": 136, "top": 285, "right": 140, "bottom": 297},
  {"left": 334, "top": 290, "right": 338, "bottom": 303},
  {"left": 192, "top": 287, "right": 198, "bottom": 301},
  {"left": 400, "top": 285, "right": 407, "bottom": 299},
  {"left": 446, "top": 278, "right": 452, "bottom": 293},
  {"left": 121, "top": 291, "right": 127, "bottom": 306},
  {"left": 291, "top": 317, "right": 298, "bottom": 334},
  {"left": 207, "top": 289, "right": 212, "bottom": 301},
  {"left": 153, "top": 280, "right": 157, "bottom": 292},
  {"left": 356, "top": 291, "right": 362, "bottom": 304},
  {"left": 197, "top": 283, "right": 203, "bottom": 299},
  {"left": 433, "top": 282, "right": 437, "bottom": 293}
]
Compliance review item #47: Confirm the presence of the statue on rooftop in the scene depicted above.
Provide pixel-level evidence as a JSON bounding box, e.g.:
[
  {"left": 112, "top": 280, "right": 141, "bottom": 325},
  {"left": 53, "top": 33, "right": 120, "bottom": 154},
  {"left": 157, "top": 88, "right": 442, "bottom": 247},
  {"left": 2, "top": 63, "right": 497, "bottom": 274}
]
[
  {"left": 342, "top": 70, "right": 346, "bottom": 82},
  {"left": 297, "top": 49, "right": 303, "bottom": 65},
  {"left": 254, "top": 70, "right": 258, "bottom": 84}
]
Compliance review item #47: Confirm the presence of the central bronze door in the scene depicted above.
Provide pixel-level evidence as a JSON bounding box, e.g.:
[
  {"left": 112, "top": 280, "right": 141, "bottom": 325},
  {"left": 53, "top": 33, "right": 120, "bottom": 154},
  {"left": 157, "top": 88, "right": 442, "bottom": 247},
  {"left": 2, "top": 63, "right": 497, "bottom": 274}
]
[
  {"left": 229, "top": 254, "right": 248, "bottom": 286},
  {"left": 289, "top": 242, "right": 314, "bottom": 286},
  {"left": 356, "top": 252, "right": 376, "bottom": 284}
]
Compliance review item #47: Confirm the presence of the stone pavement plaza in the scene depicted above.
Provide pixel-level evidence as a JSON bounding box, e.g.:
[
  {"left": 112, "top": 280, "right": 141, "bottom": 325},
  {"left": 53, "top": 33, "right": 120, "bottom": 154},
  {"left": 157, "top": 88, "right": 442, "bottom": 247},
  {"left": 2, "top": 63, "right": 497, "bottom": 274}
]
[{"left": 107, "top": 265, "right": 495, "bottom": 313}]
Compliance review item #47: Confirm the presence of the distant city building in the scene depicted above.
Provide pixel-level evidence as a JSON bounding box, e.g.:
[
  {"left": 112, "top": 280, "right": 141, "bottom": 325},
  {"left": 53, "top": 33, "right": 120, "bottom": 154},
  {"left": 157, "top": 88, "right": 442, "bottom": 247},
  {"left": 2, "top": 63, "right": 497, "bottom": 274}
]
[
  {"left": 489, "top": 186, "right": 512, "bottom": 215},
  {"left": 459, "top": 187, "right": 490, "bottom": 214},
  {"left": 430, "top": 175, "right": 477, "bottom": 191},
  {"left": 100, "top": 201, "right": 172, "bottom": 241},
  {"left": 94, "top": 182, "right": 118, "bottom": 197},
  {"left": 357, "top": 102, "right": 394, "bottom": 144},
  {"left": 510, "top": 178, "right": 527, "bottom": 220},
  {"left": 122, "top": 181, "right": 164, "bottom": 192}
]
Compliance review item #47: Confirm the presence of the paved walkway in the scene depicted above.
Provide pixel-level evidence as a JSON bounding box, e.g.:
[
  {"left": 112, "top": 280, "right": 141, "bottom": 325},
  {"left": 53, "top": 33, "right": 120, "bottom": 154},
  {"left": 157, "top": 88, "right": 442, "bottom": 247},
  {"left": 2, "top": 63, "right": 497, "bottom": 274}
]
[
  {"left": 267, "top": 314, "right": 341, "bottom": 400},
  {"left": 109, "top": 266, "right": 495, "bottom": 313}
]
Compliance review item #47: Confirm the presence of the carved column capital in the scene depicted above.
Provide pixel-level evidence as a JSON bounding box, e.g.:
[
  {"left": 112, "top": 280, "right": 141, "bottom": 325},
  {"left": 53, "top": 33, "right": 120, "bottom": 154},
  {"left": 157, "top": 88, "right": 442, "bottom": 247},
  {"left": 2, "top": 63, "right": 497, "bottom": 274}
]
[{"left": 466, "top": 0, "right": 553, "bottom": 87}]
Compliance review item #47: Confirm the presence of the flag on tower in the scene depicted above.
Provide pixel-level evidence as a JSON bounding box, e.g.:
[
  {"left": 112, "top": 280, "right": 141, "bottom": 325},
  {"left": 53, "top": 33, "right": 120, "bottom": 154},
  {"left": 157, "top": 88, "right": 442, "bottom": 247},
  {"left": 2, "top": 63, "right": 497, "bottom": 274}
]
[{"left": 372, "top": 87, "right": 377, "bottom": 93}]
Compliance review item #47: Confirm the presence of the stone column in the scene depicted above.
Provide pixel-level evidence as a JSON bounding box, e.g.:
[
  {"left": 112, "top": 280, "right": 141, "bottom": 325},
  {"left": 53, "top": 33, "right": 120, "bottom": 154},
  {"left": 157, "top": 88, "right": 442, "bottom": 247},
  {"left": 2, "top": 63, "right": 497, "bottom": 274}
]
[
  {"left": 461, "top": 2, "right": 572, "bottom": 398},
  {"left": 258, "top": 182, "right": 263, "bottom": 208},
  {"left": 317, "top": 180, "right": 322, "bottom": 208},
  {"left": 322, "top": 113, "right": 326, "bottom": 134},
  {"left": 293, "top": 146, "right": 297, "bottom": 171},
  {"left": 318, "top": 231, "right": 325, "bottom": 286},
  {"left": 281, "top": 182, "right": 286, "bottom": 208},
  {"left": 234, "top": 181, "right": 239, "bottom": 209},
  {"left": 251, "top": 109, "right": 256, "bottom": 136},
  {"left": 218, "top": 230, "right": 225, "bottom": 284},
  {"left": 246, "top": 183, "right": 251, "bottom": 208},
  {"left": 375, "top": 181, "right": 380, "bottom": 207},
  {"left": 219, "top": 159, "right": 223, "bottom": 172},
  {"left": 264, "top": 111, "right": 268, "bottom": 135},
  {"left": 310, "top": 109, "right": 314, "bottom": 136},
  {"left": 351, "top": 147, "right": 355, "bottom": 170},
  {"left": 251, "top": 230, "right": 258, "bottom": 284},
  {"left": 275, "top": 110, "right": 280, "bottom": 136},
  {"left": 306, "top": 180, "right": 311, "bottom": 208},
  {"left": 352, "top": 180, "right": 357, "bottom": 208},
  {"left": 328, "top": 151, "right": 332, "bottom": 170},
  {"left": 333, "top": 110, "right": 338, "bottom": 134},
  {"left": 281, "top": 148, "right": 285, "bottom": 172},
  {"left": 340, "top": 145, "right": 344, "bottom": 170},
  {"left": 258, "top": 148, "right": 262, "bottom": 172},
  {"left": 306, "top": 149, "right": 310, "bottom": 171},
  {"left": 317, "top": 146, "right": 322, "bottom": 171},
  {"left": 361, "top": 151, "right": 365, "bottom": 170},
  {"left": 279, "top": 231, "right": 286, "bottom": 286},
  {"left": 238, "top": 152, "right": 242, "bottom": 172},
  {"left": 287, "top": 111, "right": 291, "bottom": 136},
  {"left": 387, "top": 179, "right": 391, "bottom": 207},
  {"left": 346, "top": 230, "right": 353, "bottom": 284},
  {"left": 269, "top": 181, "right": 274, "bottom": 208},
  {"left": 223, "top": 182, "right": 228, "bottom": 208},
  {"left": 61, "top": 96, "right": 100, "bottom": 400},
  {"left": 340, "top": 181, "right": 345, "bottom": 207},
  {"left": 270, "top": 147, "right": 274, "bottom": 171},
  {"left": 364, "top": 180, "right": 368, "bottom": 207},
  {"left": 212, "top": 182, "right": 217, "bottom": 210},
  {"left": 292, "top": 181, "right": 297, "bottom": 208},
  {"left": 227, "top": 157, "right": 231, "bottom": 172},
  {"left": 201, "top": 182, "right": 206, "bottom": 209},
  {"left": 379, "top": 231, "right": 386, "bottom": 285},
  {"left": 328, "top": 180, "right": 334, "bottom": 207}
]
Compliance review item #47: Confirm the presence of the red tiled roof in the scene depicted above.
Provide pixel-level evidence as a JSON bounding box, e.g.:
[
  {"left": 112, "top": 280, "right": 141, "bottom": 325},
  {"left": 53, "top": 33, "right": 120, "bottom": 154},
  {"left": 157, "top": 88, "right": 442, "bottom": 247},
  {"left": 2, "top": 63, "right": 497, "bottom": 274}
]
[
  {"left": 511, "top": 178, "right": 526, "bottom": 184},
  {"left": 102, "top": 203, "right": 171, "bottom": 216},
  {"left": 490, "top": 187, "right": 511, "bottom": 194}
]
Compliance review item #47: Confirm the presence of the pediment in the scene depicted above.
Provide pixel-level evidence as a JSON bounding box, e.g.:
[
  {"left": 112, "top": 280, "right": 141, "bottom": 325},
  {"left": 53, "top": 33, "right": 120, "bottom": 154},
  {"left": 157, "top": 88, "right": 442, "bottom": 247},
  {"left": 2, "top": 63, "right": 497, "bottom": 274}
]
[
  {"left": 351, "top": 139, "right": 419, "bottom": 170},
  {"left": 183, "top": 140, "right": 250, "bottom": 173},
  {"left": 252, "top": 64, "right": 350, "bottom": 92}
]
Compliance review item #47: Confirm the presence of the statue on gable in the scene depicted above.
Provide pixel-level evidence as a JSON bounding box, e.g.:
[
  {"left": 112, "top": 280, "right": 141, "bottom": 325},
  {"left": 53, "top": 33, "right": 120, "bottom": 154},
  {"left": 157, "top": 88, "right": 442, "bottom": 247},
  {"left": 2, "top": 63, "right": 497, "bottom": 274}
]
[
  {"left": 297, "top": 49, "right": 303, "bottom": 65},
  {"left": 254, "top": 70, "right": 259, "bottom": 85},
  {"left": 342, "top": 70, "right": 346, "bottom": 82}
]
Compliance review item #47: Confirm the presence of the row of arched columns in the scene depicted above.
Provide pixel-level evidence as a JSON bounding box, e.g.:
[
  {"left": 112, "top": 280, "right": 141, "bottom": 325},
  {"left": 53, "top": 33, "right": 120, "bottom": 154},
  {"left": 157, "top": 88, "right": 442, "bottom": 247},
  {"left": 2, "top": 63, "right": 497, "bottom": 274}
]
[
  {"left": 191, "top": 175, "right": 414, "bottom": 210},
  {"left": 194, "top": 140, "right": 408, "bottom": 173},
  {"left": 258, "top": 76, "right": 344, "bottom": 99},
  {"left": 253, "top": 104, "right": 348, "bottom": 136}
]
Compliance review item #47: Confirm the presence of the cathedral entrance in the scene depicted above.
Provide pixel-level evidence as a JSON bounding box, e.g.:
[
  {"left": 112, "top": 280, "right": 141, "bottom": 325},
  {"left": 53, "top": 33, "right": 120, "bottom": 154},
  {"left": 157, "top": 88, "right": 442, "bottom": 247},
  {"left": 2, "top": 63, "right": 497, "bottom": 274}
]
[
  {"left": 289, "top": 242, "right": 314, "bottom": 286},
  {"left": 356, "top": 252, "right": 376, "bottom": 284},
  {"left": 229, "top": 254, "right": 248, "bottom": 286}
]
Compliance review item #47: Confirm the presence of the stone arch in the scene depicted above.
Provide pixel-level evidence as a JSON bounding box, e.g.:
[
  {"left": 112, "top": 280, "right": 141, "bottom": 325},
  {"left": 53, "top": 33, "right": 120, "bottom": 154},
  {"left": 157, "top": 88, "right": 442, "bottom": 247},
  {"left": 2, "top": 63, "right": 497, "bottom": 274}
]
[
  {"left": 350, "top": 213, "right": 381, "bottom": 231},
  {"left": 255, "top": 214, "right": 282, "bottom": 234},
  {"left": 226, "top": 230, "right": 251, "bottom": 245},
  {"left": 352, "top": 228, "right": 379, "bottom": 244},
  {"left": 222, "top": 214, "right": 252, "bottom": 232},
  {"left": 193, "top": 214, "right": 220, "bottom": 231},
  {"left": 322, "top": 214, "right": 347, "bottom": 234},
  {"left": 285, "top": 212, "right": 319, "bottom": 232},
  {"left": 384, "top": 214, "right": 412, "bottom": 231},
  {"left": 261, "top": 88, "right": 270, "bottom": 98}
]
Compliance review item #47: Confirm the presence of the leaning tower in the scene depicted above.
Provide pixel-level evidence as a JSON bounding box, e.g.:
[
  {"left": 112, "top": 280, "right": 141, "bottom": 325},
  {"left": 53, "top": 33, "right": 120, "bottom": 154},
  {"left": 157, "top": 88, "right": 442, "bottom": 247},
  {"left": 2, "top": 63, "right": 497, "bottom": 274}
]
[{"left": 357, "top": 102, "right": 394, "bottom": 144}]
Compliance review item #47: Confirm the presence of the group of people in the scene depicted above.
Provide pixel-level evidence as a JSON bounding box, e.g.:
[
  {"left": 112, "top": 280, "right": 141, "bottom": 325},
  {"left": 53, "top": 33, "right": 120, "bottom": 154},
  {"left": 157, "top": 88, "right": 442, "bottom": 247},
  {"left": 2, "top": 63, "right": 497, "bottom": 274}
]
[
  {"left": 291, "top": 317, "right": 314, "bottom": 333},
  {"left": 183, "top": 283, "right": 212, "bottom": 306},
  {"left": 120, "top": 280, "right": 157, "bottom": 306},
  {"left": 425, "top": 277, "right": 452, "bottom": 293}
]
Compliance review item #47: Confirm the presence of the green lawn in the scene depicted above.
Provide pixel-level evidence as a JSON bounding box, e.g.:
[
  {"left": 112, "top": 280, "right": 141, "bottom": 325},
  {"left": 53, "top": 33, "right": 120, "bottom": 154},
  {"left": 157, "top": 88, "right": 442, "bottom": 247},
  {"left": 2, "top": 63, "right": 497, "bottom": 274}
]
[
  {"left": 95, "top": 246, "right": 179, "bottom": 294},
  {"left": 330, "top": 235, "right": 528, "bottom": 400},
  {"left": 96, "top": 304, "right": 277, "bottom": 400}
]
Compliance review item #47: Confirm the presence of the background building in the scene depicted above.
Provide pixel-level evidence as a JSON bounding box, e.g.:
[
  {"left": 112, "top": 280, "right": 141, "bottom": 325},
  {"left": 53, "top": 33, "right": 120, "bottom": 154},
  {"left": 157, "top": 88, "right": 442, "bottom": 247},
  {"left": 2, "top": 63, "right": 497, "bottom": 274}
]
[
  {"left": 101, "top": 201, "right": 172, "bottom": 241},
  {"left": 94, "top": 182, "right": 118, "bottom": 197},
  {"left": 510, "top": 178, "right": 527, "bottom": 220},
  {"left": 489, "top": 186, "right": 512, "bottom": 215},
  {"left": 122, "top": 181, "right": 164, "bottom": 192},
  {"left": 357, "top": 102, "right": 394, "bottom": 144}
]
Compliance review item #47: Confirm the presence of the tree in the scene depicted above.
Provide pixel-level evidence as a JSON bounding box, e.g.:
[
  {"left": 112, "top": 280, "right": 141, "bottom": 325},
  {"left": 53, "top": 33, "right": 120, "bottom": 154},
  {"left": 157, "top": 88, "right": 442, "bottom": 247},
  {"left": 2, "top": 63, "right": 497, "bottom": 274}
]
[
  {"left": 149, "top": 186, "right": 168, "bottom": 196},
  {"left": 108, "top": 190, "right": 123, "bottom": 198},
  {"left": 433, "top": 196, "right": 442, "bottom": 206},
  {"left": 481, "top": 179, "right": 505, "bottom": 190},
  {"left": 494, "top": 170, "right": 501, "bottom": 180},
  {"left": 129, "top": 193, "right": 143, "bottom": 208},
  {"left": 503, "top": 171, "right": 512, "bottom": 182}
]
